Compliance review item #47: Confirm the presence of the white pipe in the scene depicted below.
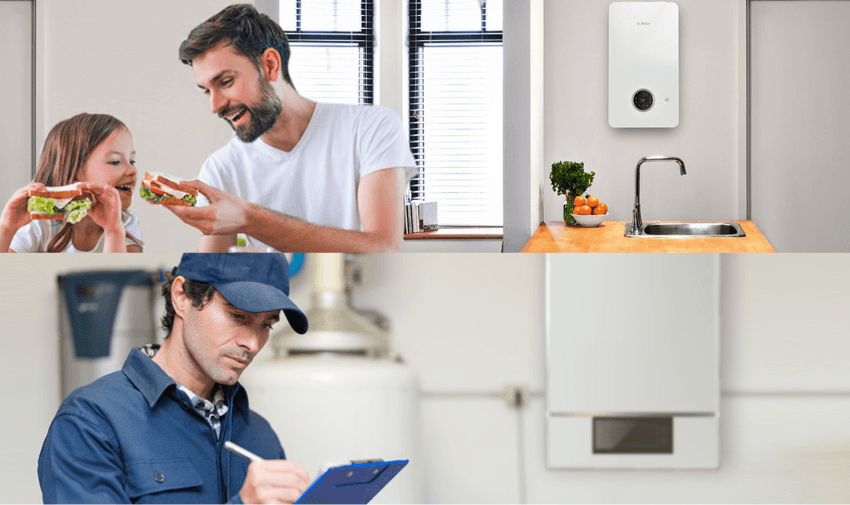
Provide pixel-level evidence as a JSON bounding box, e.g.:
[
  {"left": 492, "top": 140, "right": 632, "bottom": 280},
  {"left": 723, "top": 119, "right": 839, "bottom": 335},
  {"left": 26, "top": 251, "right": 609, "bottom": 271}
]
[{"left": 311, "top": 254, "right": 345, "bottom": 295}]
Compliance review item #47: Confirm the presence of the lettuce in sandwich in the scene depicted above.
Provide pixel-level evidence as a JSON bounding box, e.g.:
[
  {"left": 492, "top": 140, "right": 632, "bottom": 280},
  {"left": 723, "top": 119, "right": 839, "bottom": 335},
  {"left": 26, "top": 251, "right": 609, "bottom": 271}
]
[
  {"left": 64, "top": 198, "right": 92, "bottom": 224},
  {"left": 27, "top": 196, "right": 60, "bottom": 216},
  {"left": 27, "top": 195, "right": 92, "bottom": 223},
  {"left": 140, "top": 185, "right": 196, "bottom": 205}
]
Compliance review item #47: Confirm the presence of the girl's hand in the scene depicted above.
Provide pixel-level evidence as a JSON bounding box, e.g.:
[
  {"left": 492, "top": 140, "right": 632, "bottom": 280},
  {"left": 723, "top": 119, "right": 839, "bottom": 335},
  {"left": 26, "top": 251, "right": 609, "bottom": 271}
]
[
  {"left": 78, "top": 182, "right": 124, "bottom": 235},
  {"left": 0, "top": 182, "right": 47, "bottom": 233}
]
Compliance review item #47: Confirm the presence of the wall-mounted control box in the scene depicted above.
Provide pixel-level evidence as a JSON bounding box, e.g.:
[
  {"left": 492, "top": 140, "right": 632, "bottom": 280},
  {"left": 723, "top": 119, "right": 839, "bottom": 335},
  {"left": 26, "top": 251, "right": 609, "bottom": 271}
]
[{"left": 609, "top": 2, "right": 679, "bottom": 128}]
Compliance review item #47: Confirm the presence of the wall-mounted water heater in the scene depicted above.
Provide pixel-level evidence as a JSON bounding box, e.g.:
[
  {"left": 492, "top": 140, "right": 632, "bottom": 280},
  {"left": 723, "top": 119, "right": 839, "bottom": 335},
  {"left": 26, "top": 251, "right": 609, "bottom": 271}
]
[
  {"left": 546, "top": 255, "right": 719, "bottom": 469},
  {"left": 609, "top": 2, "right": 679, "bottom": 128}
]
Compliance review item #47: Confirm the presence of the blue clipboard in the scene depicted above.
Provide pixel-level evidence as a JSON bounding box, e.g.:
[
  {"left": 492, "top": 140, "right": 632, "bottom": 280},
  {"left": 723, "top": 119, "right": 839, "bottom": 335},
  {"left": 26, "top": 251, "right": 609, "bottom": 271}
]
[{"left": 295, "top": 459, "right": 408, "bottom": 504}]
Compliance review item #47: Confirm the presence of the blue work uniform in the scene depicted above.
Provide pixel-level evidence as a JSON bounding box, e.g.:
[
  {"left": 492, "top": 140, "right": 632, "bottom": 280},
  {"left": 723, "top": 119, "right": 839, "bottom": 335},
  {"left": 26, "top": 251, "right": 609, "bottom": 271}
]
[{"left": 37, "top": 348, "right": 286, "bottom": 503}]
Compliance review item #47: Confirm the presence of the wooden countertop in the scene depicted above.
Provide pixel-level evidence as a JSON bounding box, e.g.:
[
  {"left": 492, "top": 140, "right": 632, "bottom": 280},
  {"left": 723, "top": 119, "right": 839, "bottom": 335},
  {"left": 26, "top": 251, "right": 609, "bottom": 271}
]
[{"left": 521, "top": 221, "right": 775, "bottom": 253}]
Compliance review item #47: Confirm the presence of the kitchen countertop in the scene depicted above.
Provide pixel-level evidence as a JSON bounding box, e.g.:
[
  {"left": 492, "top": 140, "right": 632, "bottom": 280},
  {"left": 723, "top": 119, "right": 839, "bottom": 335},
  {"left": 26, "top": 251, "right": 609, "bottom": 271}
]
[{"left": 521, "top": 221, "right": 775, "bottom": 253}]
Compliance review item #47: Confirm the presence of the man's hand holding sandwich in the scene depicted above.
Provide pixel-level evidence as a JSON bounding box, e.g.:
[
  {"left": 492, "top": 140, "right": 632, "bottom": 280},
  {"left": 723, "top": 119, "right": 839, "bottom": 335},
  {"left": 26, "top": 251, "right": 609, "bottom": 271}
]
[{"left": 166, "top": 176, "right": 404, "bottom": 253}]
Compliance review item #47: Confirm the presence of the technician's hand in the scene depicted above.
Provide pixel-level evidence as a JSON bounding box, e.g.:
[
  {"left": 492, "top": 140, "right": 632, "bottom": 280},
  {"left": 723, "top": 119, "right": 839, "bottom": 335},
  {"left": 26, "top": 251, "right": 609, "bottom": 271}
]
[
  {"left": 78, "top": 183, "right": 124, "bottom": 235},
  {"left": 0, "top": 182, "right": 46, "bottom": 234},
  {"left": 239, "top": 460, "right": 310, "bottom": 504},
  {"left": 166, "top": 180, "right": 250, "bottom": 235}
]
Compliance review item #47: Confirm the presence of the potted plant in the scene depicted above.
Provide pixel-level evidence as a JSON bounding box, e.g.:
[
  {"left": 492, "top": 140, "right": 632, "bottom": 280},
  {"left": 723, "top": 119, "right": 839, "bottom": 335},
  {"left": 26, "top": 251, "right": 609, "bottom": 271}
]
[{"left": 549, "top": 161, "right": 596, "bottom": 224}]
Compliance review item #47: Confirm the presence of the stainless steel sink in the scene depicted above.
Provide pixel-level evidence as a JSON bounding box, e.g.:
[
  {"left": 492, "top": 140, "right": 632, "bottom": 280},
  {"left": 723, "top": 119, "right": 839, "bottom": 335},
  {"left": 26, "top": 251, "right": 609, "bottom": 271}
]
[{"left": 625, "top": 222, "right": 746, "bottom": 238}]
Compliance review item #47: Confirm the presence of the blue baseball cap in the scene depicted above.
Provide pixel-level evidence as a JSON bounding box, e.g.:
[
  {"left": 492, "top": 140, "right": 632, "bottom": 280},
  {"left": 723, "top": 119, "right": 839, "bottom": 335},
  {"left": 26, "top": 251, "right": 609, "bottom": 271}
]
[{"left": 173, "top": 253, "right": 308, "bottom": 334}]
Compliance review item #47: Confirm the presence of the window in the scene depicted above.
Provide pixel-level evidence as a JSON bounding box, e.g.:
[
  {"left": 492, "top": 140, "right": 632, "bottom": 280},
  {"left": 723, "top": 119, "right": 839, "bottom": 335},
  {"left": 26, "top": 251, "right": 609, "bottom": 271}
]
[
  {"left": 408, "top": 0, "right": 503, "bottom": 227},
  {"left": 278, "top": 0, "right": 374, "bottom": 105}
]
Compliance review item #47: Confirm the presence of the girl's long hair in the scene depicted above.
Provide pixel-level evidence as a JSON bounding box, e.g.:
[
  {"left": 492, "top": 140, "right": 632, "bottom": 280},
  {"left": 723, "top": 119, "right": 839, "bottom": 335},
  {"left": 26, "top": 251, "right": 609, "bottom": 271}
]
[{"left": 34, "top": 113, "right": 141, "bottom": 252}]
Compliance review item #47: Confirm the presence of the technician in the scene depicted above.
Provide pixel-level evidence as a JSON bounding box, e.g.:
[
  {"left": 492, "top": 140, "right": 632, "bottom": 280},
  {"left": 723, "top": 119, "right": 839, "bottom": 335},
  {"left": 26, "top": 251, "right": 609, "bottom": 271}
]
[
  {"left": 38, "top": 253, "right": 310, "bottom": 504},
  {"left": 168, "top": 4, "right": 416, "bottom": 253}
]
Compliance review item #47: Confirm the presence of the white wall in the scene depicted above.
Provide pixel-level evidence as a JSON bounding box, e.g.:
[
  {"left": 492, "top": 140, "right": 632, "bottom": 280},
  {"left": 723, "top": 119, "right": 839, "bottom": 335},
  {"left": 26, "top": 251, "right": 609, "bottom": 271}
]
[
  {"left": 749, "top": 1, "right": 850, "bottom": 252},
  {"left": 5, "top": 253, "right": 850, "bottom": 503},
  {"left": 538, "top": 0, "right": 741, "bottom": 227},
  {"left": 503, "top": 0, "right": 545, "bottom": 252},
  {"left": 1, "top": 1, "right": 33, "bottom": 206},
  {"left": 40, "top": 0, "right": 241, "bottom": 253}
]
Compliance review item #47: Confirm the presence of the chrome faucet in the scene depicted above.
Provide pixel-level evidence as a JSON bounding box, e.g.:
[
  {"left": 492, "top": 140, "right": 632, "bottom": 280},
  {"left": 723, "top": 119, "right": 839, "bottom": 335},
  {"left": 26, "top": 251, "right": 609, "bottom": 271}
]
[{"left": 630, "top": 156, "right": 686, "bottom": 235}]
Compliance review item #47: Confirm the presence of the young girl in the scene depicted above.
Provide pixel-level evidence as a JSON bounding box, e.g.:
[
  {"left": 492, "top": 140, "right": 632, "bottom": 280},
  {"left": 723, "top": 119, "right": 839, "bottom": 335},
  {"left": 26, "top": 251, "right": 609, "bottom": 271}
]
[{"left": 0, "top": 113, "right": 143, "bottom": 252}]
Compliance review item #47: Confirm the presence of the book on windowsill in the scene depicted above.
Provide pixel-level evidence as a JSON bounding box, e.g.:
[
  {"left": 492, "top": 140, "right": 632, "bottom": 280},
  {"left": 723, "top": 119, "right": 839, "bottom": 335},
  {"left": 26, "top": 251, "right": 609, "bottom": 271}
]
[{"left": 403, "top": 201, "right": 438, "bottom": 234}]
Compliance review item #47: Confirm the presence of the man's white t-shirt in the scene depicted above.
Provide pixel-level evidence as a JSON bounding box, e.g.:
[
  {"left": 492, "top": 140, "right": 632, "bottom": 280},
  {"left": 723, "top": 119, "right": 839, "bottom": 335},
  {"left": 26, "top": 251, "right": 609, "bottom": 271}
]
[
  {"left": 10, "top": 210, "right": 144, "bottom": 253},
  {"left": 199, "top": 102, "right": 416, "bottom": 249}
]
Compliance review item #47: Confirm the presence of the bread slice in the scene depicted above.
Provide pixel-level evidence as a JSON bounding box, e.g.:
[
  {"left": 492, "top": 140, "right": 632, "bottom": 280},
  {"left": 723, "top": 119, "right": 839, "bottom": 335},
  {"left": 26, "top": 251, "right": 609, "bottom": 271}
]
[
  {"left": 143, "top": 172, "right": 198, "bottom": 197},
  {"left": 158, "top": 196, "right": 194, "bottom": 207},
  {"left": 30, "top": 213, "right": 65, "bottom": 220},
  {"left": 28, "top": 183, "right": 83, "bottom": 199}
]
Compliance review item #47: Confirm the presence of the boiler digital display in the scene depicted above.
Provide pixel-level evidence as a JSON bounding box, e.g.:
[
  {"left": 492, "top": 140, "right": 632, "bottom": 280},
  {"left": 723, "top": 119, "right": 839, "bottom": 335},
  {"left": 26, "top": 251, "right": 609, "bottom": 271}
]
[
  {"left": 593, "top": 416, "right": 673, "bottom": 454},
  {"left": 633, "top": 89, "right": 654, "bottom": 111}
]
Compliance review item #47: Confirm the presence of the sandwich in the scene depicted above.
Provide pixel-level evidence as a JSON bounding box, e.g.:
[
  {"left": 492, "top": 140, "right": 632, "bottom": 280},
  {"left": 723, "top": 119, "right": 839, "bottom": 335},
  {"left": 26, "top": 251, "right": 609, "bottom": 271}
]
[
  {"left": 27, "top": 183, "right": 92, "bottom": 224},
  {"left": 140, "top": 172, "right": 198, "bottom": 206}
]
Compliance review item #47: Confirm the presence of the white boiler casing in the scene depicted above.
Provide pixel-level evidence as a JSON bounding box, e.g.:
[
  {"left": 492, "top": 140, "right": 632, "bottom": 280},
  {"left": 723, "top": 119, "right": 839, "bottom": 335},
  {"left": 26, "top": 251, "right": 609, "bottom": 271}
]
[
  {"left": 546, "top": 255, "right": 720, "bottom": 469},
  {"left": 239, "top": 356, "right": 422, "bottom": 504},
  {"left": 609, "top": 2, "right": 680, "bottom": 128}
]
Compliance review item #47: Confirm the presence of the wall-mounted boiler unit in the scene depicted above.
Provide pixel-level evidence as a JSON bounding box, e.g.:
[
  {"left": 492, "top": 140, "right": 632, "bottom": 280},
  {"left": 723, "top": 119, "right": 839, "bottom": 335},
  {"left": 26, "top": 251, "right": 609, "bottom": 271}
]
[
  {"left": 609, "top": 2, "right": 680, "bottom": 128},
  {"left": 546, "top": 255, "right": 719, "bottom": 469}
]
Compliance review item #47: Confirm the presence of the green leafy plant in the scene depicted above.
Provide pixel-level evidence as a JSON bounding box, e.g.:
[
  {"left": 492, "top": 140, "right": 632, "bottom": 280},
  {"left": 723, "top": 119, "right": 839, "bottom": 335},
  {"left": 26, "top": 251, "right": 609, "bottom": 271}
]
[{"left": 549, "top": 161, "right": 595, "bottom": 224}]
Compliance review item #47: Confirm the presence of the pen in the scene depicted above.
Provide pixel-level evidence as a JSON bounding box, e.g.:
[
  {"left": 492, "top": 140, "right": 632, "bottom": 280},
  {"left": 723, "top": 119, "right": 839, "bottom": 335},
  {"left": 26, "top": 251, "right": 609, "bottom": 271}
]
[{"left": 224, "top": 441, "right": 264, "bottom": 462}]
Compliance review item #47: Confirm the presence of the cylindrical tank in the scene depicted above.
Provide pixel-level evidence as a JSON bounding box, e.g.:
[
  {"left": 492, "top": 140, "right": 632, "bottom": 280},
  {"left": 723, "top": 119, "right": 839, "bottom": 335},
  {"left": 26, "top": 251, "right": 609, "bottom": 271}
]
[
  {"left": 239, "top": 254, "right": 423, "bottom": 503},
  {"left": 239, "top": 356, "right": 422, "bottom": 504},
  {"left": 59, "top": 271, "right": 157, "bottom": 398}
]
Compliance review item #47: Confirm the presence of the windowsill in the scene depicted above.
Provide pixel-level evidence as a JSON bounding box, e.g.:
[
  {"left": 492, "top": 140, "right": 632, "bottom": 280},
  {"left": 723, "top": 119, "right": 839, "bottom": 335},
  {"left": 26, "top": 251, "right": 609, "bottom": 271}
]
[{"left": 403, "top": 226, "right": 503, "bottom": 240}]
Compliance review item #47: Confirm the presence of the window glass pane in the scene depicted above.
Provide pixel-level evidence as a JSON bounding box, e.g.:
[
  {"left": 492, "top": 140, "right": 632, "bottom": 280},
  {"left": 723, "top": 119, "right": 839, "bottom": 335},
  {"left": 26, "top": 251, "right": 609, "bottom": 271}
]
[
  {"left": 419, "top": 45, "right": 503, "bottom": 226},
  {"left": 279, "top": 0, "right": 297, "bottom": 30},
  {"left": 420, "top": 0, "right": 482, "bottom": 32},
  {"left": 289, "top": 45, "right": 362, "bottom": 104},
  {"left": 485, "top": 0, "right": 502, "bottom": 32},
  {"left": 302, "top": 0, "right": 362, "bottom": 31},
  {"left": 279, "top": 0, "right": 363, "bottom": 32}
]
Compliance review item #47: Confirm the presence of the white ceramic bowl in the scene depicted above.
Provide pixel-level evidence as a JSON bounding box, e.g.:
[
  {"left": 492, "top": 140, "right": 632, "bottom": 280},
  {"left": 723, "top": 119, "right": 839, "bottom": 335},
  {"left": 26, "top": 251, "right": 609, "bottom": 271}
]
[{"left": 571, "top": 213, "right": 608, "bottom": 228}]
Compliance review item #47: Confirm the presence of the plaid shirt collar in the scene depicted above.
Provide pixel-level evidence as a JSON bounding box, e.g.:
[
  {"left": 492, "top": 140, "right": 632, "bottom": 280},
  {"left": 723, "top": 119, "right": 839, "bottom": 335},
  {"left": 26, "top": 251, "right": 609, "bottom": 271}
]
[{"left": 140, "top": 344, "right": 230, "bottom": 438}]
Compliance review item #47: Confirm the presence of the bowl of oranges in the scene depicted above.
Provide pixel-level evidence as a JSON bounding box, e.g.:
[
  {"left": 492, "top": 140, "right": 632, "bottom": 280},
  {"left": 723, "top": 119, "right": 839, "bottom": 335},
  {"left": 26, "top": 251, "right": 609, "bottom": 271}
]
[{"left": 570, "top": 195, "right": 608, "bottom": 227}]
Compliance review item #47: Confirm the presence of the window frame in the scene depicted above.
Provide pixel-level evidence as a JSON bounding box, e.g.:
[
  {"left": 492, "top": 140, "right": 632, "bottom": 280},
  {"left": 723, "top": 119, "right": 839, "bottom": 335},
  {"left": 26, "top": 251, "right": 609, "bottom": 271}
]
[
  {"left": 282, "top": 0, "right": 375, "bottom": 105},
  {"left": 407, "top": 0, "right": 504, "bottom": 225}
]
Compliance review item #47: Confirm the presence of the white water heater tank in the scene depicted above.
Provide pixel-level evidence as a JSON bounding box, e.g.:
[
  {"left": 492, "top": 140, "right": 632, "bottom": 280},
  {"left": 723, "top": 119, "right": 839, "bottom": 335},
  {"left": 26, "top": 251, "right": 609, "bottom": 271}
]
[
  {"left": 239, "top": 255, "right": 422, "bottom": 503},
  {"left": 239, "top": 356, "right": 421, "bottom": 504}
]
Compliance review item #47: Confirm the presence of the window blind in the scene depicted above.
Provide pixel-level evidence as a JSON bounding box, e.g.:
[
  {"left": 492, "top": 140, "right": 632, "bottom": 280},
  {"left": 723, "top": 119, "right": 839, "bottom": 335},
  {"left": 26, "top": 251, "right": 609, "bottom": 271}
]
[
  {"left": 409, "top": 0, "right": 503, "bottom": 227},
  {"left": 279, "top": 0, "right": 374, "bottom": 105}
]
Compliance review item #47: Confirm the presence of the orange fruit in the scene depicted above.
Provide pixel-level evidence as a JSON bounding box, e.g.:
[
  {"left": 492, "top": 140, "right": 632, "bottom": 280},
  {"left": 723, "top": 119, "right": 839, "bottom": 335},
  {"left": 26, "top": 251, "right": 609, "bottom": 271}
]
[
  {"left": 596, "top": 202, "right": 608, "bottom": 214},
  {"left": 579, "top": 205, "right": 592, "bottom": 215},
  {"left": 586, "top": 195, "right": 599, "bottom": 208},
  {"left": 573, "top": 195, "right": 587, "bottom": 207}
]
